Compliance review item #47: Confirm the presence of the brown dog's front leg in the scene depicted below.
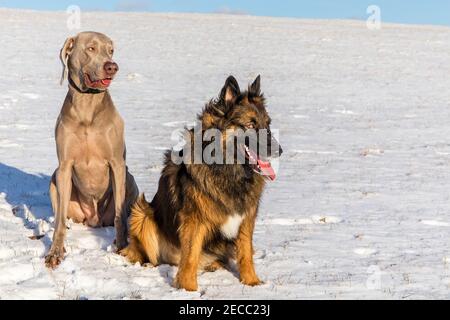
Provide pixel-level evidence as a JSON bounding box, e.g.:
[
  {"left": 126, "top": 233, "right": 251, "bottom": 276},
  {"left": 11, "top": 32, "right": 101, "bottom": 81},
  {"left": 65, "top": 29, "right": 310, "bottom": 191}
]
[
  {"left": 110, "top": 160, "right": 127, "bottom": 250},
  {"left": 174, "top": 218, "right": 207, "bottom": 291},
  {"left": 236, "top": 214, "right": 262, "bottom": 286},
  {"left": 45, "top": 162, "right": 73, "bottom": 269}
]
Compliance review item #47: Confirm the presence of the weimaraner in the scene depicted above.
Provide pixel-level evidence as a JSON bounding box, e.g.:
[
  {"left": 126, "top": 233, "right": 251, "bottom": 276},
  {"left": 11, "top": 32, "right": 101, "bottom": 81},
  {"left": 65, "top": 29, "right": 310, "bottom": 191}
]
[{"left": 45, "top": 31, "right": 139, "bottom": 268}]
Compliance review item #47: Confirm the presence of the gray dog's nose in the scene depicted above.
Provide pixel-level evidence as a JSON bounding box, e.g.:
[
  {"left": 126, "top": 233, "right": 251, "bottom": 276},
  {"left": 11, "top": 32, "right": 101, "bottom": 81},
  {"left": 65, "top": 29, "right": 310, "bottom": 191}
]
[{"left": 104, "top": 61, "right": 119, "bottom": 76}]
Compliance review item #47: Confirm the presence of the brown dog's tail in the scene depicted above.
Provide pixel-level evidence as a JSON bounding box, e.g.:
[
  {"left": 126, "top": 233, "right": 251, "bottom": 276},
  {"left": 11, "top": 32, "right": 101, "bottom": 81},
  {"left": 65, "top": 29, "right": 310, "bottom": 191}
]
[
  {"left": 127, "top": 193, "right": 161, "bottom": 265},
  {"left": 129, "top": 193, "right": 153, "bottom": 236}
]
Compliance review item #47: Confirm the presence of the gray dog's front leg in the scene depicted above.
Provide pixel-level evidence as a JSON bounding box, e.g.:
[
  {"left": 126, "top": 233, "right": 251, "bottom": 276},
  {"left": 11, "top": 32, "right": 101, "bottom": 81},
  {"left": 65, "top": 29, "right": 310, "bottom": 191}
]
[
  {"left": 45, "top": 162, "right": 73, "bottom": 268},
  {"left": 110, "top": 160, "right": 128, "bottom": 250}
]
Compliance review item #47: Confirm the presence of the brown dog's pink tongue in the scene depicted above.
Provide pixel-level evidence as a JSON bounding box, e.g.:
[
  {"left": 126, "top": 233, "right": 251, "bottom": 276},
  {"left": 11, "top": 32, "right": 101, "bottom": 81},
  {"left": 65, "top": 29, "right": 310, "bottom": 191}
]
[
  {"left": 257, "top": 158, "right": 276, "bottom": 181},
  {"left": 101, "top": 79, "right": 111, "bottom": 86}
]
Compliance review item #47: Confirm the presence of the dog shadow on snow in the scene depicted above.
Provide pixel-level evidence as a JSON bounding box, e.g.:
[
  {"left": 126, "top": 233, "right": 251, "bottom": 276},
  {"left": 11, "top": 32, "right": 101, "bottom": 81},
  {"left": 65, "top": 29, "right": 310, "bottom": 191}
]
[
  {"left": 0, "top": 162, "right": 112, "bottom": 253},
  {"left": 0, "top": 162, "right": 53, "bottom": 246},
  {"left": 0, "top": 162, "right": 52, "bottom": 219}
]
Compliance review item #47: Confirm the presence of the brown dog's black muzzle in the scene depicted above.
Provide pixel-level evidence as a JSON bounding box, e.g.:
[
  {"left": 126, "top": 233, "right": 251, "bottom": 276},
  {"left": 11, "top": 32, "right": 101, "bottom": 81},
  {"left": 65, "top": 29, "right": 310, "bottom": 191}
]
[
  {"left": 245, "top": 132, "right": 283, "bottom": 160},
  {"left": 270, "top": 135, "right": 283, "bottom": 158}
]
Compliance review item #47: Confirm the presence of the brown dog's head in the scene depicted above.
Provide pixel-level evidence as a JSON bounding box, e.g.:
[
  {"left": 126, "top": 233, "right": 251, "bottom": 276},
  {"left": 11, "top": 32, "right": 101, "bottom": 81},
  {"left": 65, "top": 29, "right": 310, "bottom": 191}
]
[
  {"left": 60, "top": 32, "right": 118, "bottom": 92},
  {"left": 201, "top": 75, "right": 283, "bottom": 180}
]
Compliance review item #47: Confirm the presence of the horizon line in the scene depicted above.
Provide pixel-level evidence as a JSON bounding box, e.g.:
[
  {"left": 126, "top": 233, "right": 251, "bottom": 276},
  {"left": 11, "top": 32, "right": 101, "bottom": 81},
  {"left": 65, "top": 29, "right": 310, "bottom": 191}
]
[{"left": 0, "top": 6, "right": 448, "bottom": 28}]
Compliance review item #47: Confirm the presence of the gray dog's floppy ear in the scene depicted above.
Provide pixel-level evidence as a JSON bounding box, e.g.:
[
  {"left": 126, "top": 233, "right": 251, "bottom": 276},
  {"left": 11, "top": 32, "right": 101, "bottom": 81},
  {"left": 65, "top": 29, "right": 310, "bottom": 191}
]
[{"left": 60, "top": 37, "right": 75, "bottom": 85}]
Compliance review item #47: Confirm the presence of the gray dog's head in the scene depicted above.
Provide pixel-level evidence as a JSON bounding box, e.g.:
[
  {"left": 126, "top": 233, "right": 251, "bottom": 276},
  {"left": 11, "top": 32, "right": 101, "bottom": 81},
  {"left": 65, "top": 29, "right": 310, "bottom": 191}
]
[{"left": 60, "top": 31, "right": 118, "bottom": 92}]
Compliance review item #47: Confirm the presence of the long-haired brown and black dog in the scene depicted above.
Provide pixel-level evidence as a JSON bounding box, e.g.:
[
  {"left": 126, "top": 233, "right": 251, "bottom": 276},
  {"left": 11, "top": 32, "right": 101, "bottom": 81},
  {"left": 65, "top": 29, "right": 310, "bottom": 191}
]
[{"left": 120, "top": 75, "right": 283, "bottom": 291}]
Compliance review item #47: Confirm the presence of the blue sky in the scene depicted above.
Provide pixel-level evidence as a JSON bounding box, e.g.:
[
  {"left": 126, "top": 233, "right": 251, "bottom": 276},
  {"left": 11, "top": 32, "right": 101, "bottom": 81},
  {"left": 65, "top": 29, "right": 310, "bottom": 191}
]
[{"left": 0, "top": 0, "right": 449, "bottom": 26}]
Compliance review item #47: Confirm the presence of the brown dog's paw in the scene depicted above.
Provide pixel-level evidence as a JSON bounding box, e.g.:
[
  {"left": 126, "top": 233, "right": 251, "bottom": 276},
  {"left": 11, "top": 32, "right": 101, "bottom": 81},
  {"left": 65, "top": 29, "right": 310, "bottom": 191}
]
[
  {"left": 174, "top": 273, "right": 198, "bottom": 292},
  {"left": 204, "top": 261, "right": 223, "bottom": 273},
  {"left": 45, "top": 247, "right": 66, "bottom": 269},
  {"left": 118, "top": 246, "right": 133, "bottom": 259},
  {"left": 240, "top": 274, "right": 263, "bottom": 287},
  {"left": 118, "top": 247, "right": 129, "bottom": 258},
  {"left": 118, "top": 246, "right": 146, "bottom": 265}
]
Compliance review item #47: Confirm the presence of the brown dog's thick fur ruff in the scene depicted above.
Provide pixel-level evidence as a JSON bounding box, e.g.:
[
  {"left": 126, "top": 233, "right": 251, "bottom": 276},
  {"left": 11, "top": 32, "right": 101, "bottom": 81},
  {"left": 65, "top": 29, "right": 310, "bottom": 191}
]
[{"left": 121, "top": 76, "right": 281, "bottom": 291}]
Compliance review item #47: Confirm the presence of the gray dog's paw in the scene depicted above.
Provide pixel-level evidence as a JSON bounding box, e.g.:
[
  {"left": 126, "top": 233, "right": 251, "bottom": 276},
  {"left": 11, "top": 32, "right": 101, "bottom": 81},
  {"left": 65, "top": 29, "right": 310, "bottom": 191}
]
[{"left": 45, "top": 247, "right": 66, "bottom": 269}]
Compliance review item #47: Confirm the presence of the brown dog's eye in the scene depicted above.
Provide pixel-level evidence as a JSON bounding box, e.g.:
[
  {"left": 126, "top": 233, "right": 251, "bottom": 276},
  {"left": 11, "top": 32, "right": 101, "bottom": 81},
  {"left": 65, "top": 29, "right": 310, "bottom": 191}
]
[
  {"left": 110, "top": 49, "right": 114, "bottom": 55},
  {"left": 87, "top": 47, "right": 95, "bottom": 52}
]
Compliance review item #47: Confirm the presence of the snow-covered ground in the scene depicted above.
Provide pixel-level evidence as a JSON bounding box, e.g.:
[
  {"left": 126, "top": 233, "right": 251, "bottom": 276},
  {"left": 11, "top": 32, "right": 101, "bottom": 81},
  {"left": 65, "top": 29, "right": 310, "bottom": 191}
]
[{"left": 1, "top": 8, "right": 450, "bottom": 299}]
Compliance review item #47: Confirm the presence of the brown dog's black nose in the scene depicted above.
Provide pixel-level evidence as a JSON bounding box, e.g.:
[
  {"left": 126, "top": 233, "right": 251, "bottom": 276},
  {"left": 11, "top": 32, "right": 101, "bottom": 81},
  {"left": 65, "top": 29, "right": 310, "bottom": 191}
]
[
  {"left": 104, "top": 61, "right": 119, "bottom": 76},
  {"left": 277, "top": 145, "right": 283, "bottom": 157}
]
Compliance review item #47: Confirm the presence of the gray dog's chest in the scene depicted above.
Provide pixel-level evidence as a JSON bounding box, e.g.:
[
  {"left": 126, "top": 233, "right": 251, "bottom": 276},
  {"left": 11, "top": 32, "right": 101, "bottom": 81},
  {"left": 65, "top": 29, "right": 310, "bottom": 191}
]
[{"left": 68, "top": 124, "right": 115, "bottom": 197}]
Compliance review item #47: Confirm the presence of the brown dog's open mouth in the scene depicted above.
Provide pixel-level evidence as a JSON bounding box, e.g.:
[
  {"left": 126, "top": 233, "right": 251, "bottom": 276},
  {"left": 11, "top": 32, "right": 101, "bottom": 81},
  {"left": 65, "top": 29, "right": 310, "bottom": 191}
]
[
  {"left": 243, "top": 145, "right": 276, "bottom": 181},
  {"left": 84, "top": 74, "right": 112, "bottom": 89}
]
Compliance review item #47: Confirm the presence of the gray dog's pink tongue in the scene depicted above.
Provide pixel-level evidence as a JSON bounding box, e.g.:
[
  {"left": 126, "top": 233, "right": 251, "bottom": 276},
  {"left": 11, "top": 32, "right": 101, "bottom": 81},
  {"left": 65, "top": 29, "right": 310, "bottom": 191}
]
[{"left": 86, "top": 74, "right": 112, "bottom": 88}]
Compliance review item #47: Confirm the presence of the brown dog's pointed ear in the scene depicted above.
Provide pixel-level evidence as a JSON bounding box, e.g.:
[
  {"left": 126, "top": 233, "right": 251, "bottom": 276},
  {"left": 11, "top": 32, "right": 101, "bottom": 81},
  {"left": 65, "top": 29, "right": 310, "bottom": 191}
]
[
  {"left": 220, "top": 76, "right": 240, "bottom": 105},
  {"left": 60, "top": 37, "right": 75, "bottom": 85},
  {"left": 250, "top": 75, "right": 261, "bottom": 96}
]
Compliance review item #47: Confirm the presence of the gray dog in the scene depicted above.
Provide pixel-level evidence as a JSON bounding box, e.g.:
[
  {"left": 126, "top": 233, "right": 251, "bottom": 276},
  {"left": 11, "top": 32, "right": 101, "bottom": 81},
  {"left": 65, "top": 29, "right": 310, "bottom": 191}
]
[{"left": 45, "top": 32, "right": 139, "bottom": 268}]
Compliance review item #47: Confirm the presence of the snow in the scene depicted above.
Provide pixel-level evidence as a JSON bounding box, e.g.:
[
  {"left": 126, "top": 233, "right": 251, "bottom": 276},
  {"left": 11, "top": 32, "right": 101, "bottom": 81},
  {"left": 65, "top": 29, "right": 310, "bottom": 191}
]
[{"left": 1, "top": 8, "right": 450, "bottom": 299}]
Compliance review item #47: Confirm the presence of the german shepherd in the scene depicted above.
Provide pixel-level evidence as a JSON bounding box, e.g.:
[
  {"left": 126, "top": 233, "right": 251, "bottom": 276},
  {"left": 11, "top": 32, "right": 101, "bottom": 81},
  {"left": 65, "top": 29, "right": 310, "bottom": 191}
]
[{"left": 120, "top": 75, "right": 283, "bottom": 291}]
